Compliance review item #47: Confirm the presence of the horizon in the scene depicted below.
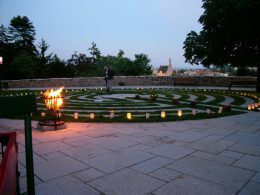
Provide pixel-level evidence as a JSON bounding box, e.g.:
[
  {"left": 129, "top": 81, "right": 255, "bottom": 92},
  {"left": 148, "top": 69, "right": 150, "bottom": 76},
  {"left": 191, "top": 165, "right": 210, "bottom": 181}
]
[{"left": 0, "top": 0, "right": 204, "bottom": 69}]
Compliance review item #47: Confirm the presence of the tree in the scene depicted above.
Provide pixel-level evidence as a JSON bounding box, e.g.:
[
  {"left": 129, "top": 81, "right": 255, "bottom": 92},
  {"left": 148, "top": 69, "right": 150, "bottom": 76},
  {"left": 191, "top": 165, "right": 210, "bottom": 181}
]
[
  {"left": 46, "top": 55, "right": 67, "bottom": 78},
  {"left": 9, "top": 54, "right": 38, "bottom": 79},
  {"left": 183, "top": 0, "right": 260, "bottom": 92},
  {"left": 88, "top": 42, "right": 101, "bottom": 63},
  {"left": 8, "top": 15, "right": 37, "bottom": 56},
  {"left": 133, "top": 53, "right": 153, "bottom": 75}
]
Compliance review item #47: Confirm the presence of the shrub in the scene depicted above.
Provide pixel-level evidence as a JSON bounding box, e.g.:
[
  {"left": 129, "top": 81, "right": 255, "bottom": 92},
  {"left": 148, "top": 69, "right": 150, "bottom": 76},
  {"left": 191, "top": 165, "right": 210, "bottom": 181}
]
[
  {"left": 172, "top": 98, "right": 180, "bottom": 105},
  {"left": 149, "top": 94, "right": 157, "bottom": 101},
  {"left": 222, "top": 105, "right": 231, "bottom": 112},
  {"left": 190, "top": 101, "right": 197, "bottom": 108},
  {"left": 118, "top": 82, "right": 125, "bottom": 86},
  {"left": 135, "top": 94, "right": 140, "bottom": 99}
]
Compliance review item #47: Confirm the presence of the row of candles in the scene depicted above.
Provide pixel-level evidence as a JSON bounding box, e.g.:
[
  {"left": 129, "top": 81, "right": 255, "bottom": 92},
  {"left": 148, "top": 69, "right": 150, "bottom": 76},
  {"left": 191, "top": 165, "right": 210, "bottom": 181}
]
[
  {"left": 40, "top": 108, "right": 221, "bottom": 120},
  {"left": 248, "top": 102, "right": 260, "bottom": 110}
]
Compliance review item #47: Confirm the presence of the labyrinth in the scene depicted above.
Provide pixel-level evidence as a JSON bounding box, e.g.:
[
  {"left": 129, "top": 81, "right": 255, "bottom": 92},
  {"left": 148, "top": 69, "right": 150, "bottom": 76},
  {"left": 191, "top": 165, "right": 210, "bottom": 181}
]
[
  {"left": 3, "top": 87, "right": 257, "bottom": 122},
  {"left": 1, "top": 87, "right": 259, "bottom": 122}
]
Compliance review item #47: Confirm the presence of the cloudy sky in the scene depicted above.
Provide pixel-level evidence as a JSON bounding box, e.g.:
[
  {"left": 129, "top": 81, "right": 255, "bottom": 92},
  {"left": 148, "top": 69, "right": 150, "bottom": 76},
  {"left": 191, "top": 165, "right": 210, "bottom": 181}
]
[{"left": 0, "top": 0, "right": 203, "bottom": 69}]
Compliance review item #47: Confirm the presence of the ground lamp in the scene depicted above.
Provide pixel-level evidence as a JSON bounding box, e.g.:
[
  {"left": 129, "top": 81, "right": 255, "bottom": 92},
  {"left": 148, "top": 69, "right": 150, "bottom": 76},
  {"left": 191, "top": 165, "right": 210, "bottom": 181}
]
[{"left": 248, "top": 105, "right": 252, "bottom": 111}]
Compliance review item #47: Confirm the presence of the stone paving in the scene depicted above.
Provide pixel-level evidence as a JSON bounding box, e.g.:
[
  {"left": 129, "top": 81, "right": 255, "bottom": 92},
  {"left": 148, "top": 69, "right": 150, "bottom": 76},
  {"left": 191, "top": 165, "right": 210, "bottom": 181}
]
[{"left": 0, "top": 112, "right": 260, "bottom": 194}]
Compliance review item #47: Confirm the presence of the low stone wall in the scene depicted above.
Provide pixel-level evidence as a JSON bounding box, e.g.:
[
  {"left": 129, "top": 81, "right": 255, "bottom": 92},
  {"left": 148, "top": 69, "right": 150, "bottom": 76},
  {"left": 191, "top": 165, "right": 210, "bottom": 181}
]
[{"left": 3, "top": 76, "right": 257, "bottom": 88}]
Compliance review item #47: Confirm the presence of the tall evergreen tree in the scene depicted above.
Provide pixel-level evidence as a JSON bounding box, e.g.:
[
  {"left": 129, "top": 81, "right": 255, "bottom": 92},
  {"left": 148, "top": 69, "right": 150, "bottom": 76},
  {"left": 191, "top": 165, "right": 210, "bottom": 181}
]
[{"left": 9, "top": 15, "right": 37, "bottom": 56}]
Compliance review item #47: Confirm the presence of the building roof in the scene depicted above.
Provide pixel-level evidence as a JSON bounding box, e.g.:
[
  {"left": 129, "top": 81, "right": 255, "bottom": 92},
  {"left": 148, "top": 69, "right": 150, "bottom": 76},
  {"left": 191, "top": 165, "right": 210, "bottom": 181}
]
[{"left": 157, "top": 66, "right": 168, "bottom": 73}]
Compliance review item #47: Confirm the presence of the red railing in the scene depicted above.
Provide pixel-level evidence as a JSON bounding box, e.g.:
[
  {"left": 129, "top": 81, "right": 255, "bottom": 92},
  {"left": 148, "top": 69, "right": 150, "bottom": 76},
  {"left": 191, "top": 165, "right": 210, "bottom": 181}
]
[{"left": 0, "top": 132, "right": 18, "bottom": 195}]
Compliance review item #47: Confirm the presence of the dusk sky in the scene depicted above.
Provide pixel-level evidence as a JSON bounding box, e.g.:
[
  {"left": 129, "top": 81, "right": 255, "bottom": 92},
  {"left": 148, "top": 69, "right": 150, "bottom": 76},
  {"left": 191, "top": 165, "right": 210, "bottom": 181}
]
[{"left": 0, "top": 0, "right": 203, "bottom": 69}]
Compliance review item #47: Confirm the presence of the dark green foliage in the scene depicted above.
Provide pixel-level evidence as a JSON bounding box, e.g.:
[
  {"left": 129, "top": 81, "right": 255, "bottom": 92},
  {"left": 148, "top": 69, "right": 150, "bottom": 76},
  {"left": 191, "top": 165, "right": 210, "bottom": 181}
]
[{"left": 183, "top": 0, "right": 260, "bottom": 92}]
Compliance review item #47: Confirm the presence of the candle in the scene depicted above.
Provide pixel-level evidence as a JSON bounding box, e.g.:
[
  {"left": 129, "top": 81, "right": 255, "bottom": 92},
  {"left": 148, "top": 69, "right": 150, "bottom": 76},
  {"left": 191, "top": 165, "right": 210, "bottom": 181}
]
[
  {"left": 74, "top": 112, "right": 79, "bottom": 119},
  {"left": 127, "top": 113, "right": 132, "bottom": 120}
]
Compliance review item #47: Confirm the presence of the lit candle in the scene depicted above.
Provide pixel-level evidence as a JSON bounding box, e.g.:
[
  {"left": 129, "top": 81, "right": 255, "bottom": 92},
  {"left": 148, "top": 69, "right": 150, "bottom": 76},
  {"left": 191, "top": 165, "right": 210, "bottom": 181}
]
[
  {"left": 161, "top": 111, "right": 166, "bottom": 118},
  {"left": 178, "top": 110, "right": 182, "bottom": 117},
  {"left": 206, "top": 109, "right": 210, "bottom": 114},
  {"left": 127, "top": 113, "right": 132, "bottom": 120},
  {"left": 145, "top": 112, "right": 150, "bottom": 119},
  {"left": 192, "top": 109, "right": 196, "bottom": 116},
  {"left": 248, "top": 105, "right": 252, "bottom": 110},
  {"left": 255, "top": 103, "right": 258, "bottom": 108},
  {"left": 41, "top": 112, "right": 45, "bottom": 118},
  {"left": 251, "top": 104, "right": 255, "bottom": 110},
  {"left": 218, "top": 107, "right": 223, "bottom": 114},
  {"left": 57, "top": 112, "right": 61, "bottom": 118},
  {"left": 90, "top": 113, "right": 95, "bottom": 119},
  {"left": 110, "top": 111, "right": 114, "bottom": 119},
  {"left": 74, "top": 112, "right": 79, "bottom": 119}
]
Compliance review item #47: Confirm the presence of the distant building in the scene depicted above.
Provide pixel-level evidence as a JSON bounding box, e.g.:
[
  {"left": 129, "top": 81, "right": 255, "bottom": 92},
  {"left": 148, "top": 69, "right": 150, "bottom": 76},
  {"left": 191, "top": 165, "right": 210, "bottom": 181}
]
[
  {"left": 157, "top": 58, "right": 173, "bottom": 76},
  {"left": 180, "top": 69, "right": 228, "bottom": 76}
]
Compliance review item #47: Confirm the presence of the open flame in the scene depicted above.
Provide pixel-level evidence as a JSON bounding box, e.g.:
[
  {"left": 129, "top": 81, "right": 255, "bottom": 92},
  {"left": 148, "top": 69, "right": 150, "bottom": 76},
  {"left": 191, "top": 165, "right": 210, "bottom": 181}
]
[{"left": 43, "top": 87, "right": 64, "bottom": 111}]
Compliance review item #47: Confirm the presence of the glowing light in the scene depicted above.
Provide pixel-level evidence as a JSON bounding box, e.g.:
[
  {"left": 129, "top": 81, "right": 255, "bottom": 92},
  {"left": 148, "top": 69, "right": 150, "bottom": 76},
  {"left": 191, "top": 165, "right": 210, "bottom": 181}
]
[
  {"left": 192, "top": 109, "right": 196, "bottom": 116},
  {"left": 248, "top": 105, "right": 252, "bottom": 111},
  {"left": 74, "top": 112, "right": 79, "bottom": 119},
  {"left": 161, "top": 111, "right": 166, "bottom": 118},
  {"left": 206, "top": 109, "right": 211, "bottom": 114},
  {"left": 178, "top": 110, "right": 182, "bottom": 117},
  {"left": 127, "top": 113, "right": 132, "bottom": 120},
  {"left": 41, "top": 112, "right": 45, "bottom": 118},
  {"left": 90, "top": 113, "right": 95, "bottom": 119},
  {"left": 43, "top": 87, "right": 64, "bottom": 111},
  {"left": 218, "top": 107, "right": 223, "bottom": 114},
  {"left": 145, "top": 112, "right": 150, "bottom": 119},
  {"left": 110, "top": 111, "right": 114, "bottom": 119}
]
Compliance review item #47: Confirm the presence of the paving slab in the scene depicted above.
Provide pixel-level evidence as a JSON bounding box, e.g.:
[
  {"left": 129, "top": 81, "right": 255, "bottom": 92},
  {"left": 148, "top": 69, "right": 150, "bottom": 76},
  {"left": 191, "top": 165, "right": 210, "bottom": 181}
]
[
  {"left": 1, "top": 112, "right": 260, "bottom": 194},
  {"left": 147, "top": 143, "right": 194, "bottom": 160},
  {"left": 88, "top": 135, "right": 137, "bottom": 151},
  {"left": 226, "top": 132, "right": 260, "bottom": 146},
  {"left": 149, "top": 168, "right": 182, "bottom": 182},
  {"left": 131, "top": 156, "right": 173, "bottom": 174},
  {"left": 186, "top": 139, "right": 234, "bottom": 154},
  {"left": 166, "top": 156, "right": 254, "bottom": 192},
  {"left": 153, "top": 175, "right": 234, "bottom": 195},
  {"left": 238, "top": 181, "right": 260, "bottom": 195},
  {"left": 229, "top": 143, "right": 260, "bottom": 156},
  {"left": 89, "top": 168, "right": 165, "bottom": 195},
  {"left": 62, "top": 143, "right": 111, "bottom": 161},
  {"left": 34, "top": 156, "right": 88, "bottom": 181},
  {"left": 234, "top": 155, "right": 260, "bottom": 172},
  {"left": 36, "top": 175, "right": 99, "bottom": 195},
  {"left": 168, "top": 130, "right": 209, "bottom": 143},
  {"left": 73, "top": 168, "right": 106, "bottom": 183},
  {"left": 84, "top": 149, "right": 154, "bottom": 173},
  {"left": 191, "top": 151, "right": 236, "bottom": 165}
]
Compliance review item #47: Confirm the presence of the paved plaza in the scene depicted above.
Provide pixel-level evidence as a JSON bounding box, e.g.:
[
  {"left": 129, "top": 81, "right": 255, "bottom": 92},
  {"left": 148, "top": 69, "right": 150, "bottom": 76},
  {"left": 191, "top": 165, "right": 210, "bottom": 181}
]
[{"left": 0, "top": 112, "right": 260, "bottom": 194}]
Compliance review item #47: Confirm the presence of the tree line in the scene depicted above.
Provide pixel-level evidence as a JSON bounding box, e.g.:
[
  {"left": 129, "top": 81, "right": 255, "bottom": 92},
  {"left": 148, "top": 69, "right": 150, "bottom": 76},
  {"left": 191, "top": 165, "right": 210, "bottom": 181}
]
[{"left": 0, "top": 16, "right": 153, "bottom": 80}]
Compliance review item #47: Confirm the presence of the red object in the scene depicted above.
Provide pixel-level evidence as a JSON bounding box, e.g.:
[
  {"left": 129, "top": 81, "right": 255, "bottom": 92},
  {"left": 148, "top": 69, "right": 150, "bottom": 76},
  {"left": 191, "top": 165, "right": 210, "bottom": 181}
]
[{"left": 0, "top": 132, "right": 18, "bottom": 195}]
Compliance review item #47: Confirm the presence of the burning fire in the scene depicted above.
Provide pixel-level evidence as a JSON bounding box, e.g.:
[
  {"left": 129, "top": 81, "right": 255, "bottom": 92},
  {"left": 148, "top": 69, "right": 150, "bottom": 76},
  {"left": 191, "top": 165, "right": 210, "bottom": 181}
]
[{"left": 43, "top": 87, "right": 64, "bottom": 111}]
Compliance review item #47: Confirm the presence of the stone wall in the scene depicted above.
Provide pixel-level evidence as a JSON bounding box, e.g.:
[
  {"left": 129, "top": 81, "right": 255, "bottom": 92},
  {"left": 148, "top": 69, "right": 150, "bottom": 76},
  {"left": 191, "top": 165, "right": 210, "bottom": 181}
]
[{"left": 3, "top": 76, "right": 257, "bottom": 88}]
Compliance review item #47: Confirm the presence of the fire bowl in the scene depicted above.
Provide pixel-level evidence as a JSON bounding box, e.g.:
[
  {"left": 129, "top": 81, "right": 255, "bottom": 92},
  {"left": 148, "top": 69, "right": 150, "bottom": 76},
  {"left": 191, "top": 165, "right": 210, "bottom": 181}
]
[{"left": 37, "top": 120, "right": 67, "bottom": 131}]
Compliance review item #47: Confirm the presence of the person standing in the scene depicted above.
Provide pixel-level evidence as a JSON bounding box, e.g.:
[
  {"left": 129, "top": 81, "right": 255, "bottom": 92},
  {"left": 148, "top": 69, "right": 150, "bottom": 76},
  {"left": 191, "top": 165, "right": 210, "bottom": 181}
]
[
  {"left": 104, "top": 66, "right": 109, "bottom": 92},
  {"left": 107, "top": 66, "right": 114, "bottom": 94}
]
